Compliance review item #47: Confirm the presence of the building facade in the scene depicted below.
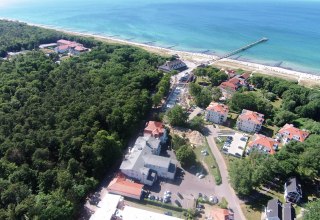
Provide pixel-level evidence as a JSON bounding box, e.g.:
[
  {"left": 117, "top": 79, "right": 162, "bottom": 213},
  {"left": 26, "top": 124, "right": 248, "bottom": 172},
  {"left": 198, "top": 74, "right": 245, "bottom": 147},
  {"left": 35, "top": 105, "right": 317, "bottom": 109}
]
[
  {"left": 205, "top": 102, "right": 229, "bottom": 124},
  {"left": 247, "top": 134, "right": 279, "bottom": 155},
  {"left": 277, "top": 124, "right": 309, "bottom": 144},
  {"left": 236, "top": 109, "right": 264, "bottom": 133}
]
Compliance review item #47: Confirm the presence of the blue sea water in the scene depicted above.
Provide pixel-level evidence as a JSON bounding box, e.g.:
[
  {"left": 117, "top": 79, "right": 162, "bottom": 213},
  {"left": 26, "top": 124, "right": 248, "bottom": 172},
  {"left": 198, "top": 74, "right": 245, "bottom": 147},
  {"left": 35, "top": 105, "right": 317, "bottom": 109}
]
[{"left": 1, "top": 0, "right": 320, "bottom": 74}]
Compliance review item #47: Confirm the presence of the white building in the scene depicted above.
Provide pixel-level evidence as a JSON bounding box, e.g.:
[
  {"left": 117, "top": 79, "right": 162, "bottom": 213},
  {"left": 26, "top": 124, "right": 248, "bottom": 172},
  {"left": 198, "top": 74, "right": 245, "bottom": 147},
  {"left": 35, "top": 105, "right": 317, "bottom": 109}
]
[
  {"left": 236, "top": 109, "right": 264, "bottom": 133},
  {"left": 120, "top": 136, "right": 176, "bottom": 186},
  {"left": 118, "top": 206, "right": 183, "bottom": 220},
  {"left": 205, "top": 102, "right": 229, "bottom": 124},
  {"left": 276, "top": 124, "right": 309, "bottom": 144}
]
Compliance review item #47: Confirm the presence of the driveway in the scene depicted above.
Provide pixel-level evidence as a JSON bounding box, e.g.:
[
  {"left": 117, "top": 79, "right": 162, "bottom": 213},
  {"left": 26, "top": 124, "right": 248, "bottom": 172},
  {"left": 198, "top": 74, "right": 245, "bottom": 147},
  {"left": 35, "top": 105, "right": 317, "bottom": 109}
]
[{"left": 204, "top": 125, "right": 246, "bottom": 220}]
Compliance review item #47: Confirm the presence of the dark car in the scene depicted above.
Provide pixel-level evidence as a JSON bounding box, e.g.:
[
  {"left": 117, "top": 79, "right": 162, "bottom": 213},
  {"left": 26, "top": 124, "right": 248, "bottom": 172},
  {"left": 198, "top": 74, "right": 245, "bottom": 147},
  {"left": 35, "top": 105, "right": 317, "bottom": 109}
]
[{"left": 164, "top": 211, "right": 173, "bottom": 216}]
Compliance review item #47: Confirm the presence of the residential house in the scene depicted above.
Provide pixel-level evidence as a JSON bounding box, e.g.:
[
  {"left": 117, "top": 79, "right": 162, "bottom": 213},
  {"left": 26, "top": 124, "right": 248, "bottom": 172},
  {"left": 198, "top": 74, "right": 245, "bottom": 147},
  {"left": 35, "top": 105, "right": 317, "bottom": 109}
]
[
  {"left": 55, "top": 39, "right": 88, "bottom": 55},
  {"left": 89, "top": 194, "right": 124, "bottom": 220},
  {"left": 284, "top": 177, "right": 302, "bottom": 203},
  {"left": 277, "top": 124, "right": 309, "bottom": 144},
  {"left": 265, "top": 199, "right": 282, "bottom": 220},
  {"left": 283, "top": 203, "right": 295, "bottom": 220},
  {"left": 219, "top": 73, "right": 250, "bottom": 98},
  {"left": 144, "top": 121, "right": 168, "bottom": 145},
  {"left": 107, "top": 174, "right": 144, "bottom": 200},
  {"left": 158, "top": 59, "right": 187, "bottom": 72},
  {"left": 236, "top": 109, "right": 264, "bottom": 133},
  {"left": 209, "top": 207, "right": 233, "bottom": 220},
  {"left": 247, "top": 134, "right": 279, "bottom": 155},
  {"left": 120, "top": 136, "right": 176, "bottom": 186},
  {"left": 205, "top": 102, "right": 229, "bottom": 124},
  {"left": 265, "top": 199, "right": 295, "bottom": 220}
]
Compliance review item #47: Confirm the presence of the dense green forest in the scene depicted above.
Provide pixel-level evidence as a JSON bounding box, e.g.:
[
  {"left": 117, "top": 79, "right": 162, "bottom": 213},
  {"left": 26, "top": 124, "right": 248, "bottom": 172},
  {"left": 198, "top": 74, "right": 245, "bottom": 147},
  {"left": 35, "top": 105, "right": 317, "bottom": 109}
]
[
  {"left": 0, "top": 21, "right": 166, "bottom": 219},
  {"left": 0, "top": 20, "right": 96, "bottom": 57}
]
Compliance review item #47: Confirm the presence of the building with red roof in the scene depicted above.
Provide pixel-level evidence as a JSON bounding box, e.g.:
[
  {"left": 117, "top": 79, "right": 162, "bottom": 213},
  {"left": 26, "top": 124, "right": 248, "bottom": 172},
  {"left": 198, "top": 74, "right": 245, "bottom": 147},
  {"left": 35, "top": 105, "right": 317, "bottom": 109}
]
[
  {"left": 247, "top": 134, "right": 279, "bottom": 155},
  {"left": 205, "top": 102, "right": 229, "bottom": 124},
  {"left": 277, "top": 124, "right": 309, "bottom": 144},
  {"left": 144, "top": 121, "right": 167, "bottom": 145},
  {"left": 209, "top": 207, "right": 233, "bottom": 220},
  {"left": 107, "top": 173, "right": 144, "bottom": 200},
  {"left": 219, "top": 73, "right": 250, "bottom": 99},
  {"left": 55, "top": 39, "right": 88, "bottom": 55},
  {"left": 236, "top": 109, "right": 264, "bottom": 133}
]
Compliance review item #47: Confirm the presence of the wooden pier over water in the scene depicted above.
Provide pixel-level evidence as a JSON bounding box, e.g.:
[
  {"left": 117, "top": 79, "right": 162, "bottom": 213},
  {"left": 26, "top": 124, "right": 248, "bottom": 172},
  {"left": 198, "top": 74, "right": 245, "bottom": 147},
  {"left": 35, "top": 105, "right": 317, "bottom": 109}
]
[{"left": 212, "top": 37, "right": 268, "bottom": 62}]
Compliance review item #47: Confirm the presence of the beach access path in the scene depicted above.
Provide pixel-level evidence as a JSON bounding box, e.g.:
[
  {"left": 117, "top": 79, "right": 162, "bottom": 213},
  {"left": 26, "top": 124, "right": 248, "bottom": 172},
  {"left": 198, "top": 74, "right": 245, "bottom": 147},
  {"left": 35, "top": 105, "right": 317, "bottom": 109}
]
[{"left": 204, "top": 125, "right": 246, "bottom": 220}]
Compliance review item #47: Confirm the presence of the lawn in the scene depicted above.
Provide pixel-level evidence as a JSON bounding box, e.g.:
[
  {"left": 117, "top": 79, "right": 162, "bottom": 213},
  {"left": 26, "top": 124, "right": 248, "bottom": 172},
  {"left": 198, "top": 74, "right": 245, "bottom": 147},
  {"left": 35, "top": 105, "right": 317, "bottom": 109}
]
[
  {"left": 125, "top": 198, "right": 185, "bottom": 218},
  {"left": 193, "top": 141, "right": 222, "bottom": 185}
]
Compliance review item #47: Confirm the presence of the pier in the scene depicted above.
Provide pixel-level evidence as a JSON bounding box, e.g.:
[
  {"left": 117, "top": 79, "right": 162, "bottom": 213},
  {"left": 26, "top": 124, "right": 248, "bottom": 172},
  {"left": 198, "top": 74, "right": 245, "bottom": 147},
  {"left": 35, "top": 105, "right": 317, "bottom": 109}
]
[{"left": 212, "top": 37, "right": 268, "bottom": 62}]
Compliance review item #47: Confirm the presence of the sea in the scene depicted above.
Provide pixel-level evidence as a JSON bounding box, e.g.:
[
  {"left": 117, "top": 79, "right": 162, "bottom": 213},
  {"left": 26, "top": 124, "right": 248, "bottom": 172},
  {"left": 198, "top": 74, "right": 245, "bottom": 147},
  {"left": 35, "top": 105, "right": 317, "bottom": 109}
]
[{"left": 1, "top": 0, "right": 320, "bottom": 74}]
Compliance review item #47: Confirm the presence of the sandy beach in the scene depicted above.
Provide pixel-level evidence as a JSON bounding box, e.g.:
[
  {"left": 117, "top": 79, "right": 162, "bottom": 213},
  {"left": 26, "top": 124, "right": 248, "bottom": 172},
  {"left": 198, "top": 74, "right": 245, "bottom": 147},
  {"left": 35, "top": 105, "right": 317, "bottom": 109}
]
[{"left": 2, "top": 18, "right": 320, "bottom": 88}]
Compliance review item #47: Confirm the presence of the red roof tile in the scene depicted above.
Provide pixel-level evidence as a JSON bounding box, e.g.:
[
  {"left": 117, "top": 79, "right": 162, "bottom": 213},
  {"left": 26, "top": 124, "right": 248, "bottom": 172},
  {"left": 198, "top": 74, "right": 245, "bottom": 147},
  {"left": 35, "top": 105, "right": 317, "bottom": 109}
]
[
  {"left": 144, "top": 121, "right": 165, "bottom": 138},
  {"left": 220, "top": 81, "right": 237, "bottom": 91},
  {"left": 206, "top": 102, "right": 229, "bottom": 114},
  {"left": 238, "top": 109, "right": 264, "bottom": 124},
  {"left": 248, "top": 134, "right": 279, "bottom": 155},
  {"left": 278, "top": 124, "right": 309, "bottom": 142},
  {"left": 210, "top": 207, "right": 230, "bottom": 220},
  {"left": 107, "top": 174, "right": 143, "bottom": 198}
]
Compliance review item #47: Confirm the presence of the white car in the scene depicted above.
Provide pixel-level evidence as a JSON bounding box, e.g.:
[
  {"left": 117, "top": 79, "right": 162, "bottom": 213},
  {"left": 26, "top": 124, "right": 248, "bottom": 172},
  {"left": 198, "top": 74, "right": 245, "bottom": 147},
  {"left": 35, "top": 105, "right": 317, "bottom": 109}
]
[
  {"left": 198, "top": 174, "right": 205, "bottom": 179},
  {"left": 164, "top": 190, "right": 171, "bottom": 195}
]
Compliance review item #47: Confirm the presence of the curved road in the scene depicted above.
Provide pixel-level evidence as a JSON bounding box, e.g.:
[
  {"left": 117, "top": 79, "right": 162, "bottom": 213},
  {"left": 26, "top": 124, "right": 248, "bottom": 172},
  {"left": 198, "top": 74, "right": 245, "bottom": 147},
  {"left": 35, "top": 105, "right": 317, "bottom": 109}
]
[{"left": 204, "top": 125, "right": 246, "bottom": 220}]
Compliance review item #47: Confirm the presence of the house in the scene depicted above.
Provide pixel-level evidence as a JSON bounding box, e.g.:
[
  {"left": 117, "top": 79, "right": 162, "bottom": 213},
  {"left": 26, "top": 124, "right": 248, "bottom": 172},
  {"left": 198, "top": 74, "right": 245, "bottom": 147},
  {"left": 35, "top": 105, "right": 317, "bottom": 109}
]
[
  {"left": 284, "top": 177, "right": 302, "bottom": 203},
  {"left": 247, "top": 134, "right": 279, "bottom": 155},
  {"left": 120, "top": 136, "right": 176, "bottom": 186},
  {"left": 219, "top": 73, "right": 250, "bottom": 98},
  {"left": 89, "top": 194, "right": 124, "bottom": 220},
  {"left": 144, "top": 121, "right": 167, "bottom": 144},
  {"left": 158, "top": 59, "right": 187, "bottom": 72},
  {"left": 209, "top": 207, "right": 233, "bottom": 220},
  {"left": 55, "top": 39, "right": 88, "bottom": 55},
  {"left": 236, "top": 109, "right": 264, "bottom": 133},
  {"left": 283, "top": 203, "right": 295, "bottom": 220},
  {"left": 265, "top": 199, "right": 282, "bottom": 220},
  {"left": 277, "top": 124, "right": 309, "bottom": 144},
  {"left": 205, "top": 102, "right": 229, "bottom": 124},
  {"left": 265, "top": 199, "right": 295, "bottom": 220},
  {"left": 107, "top": 174, "right": 144, "bottom": 200}
]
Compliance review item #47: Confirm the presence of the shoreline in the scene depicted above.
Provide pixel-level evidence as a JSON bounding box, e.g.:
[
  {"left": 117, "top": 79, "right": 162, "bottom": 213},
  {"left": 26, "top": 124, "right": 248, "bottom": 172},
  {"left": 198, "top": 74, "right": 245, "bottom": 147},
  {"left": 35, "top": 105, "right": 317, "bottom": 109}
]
[{"left": 2, "top": 18, "right": 320, "bottom": 87}]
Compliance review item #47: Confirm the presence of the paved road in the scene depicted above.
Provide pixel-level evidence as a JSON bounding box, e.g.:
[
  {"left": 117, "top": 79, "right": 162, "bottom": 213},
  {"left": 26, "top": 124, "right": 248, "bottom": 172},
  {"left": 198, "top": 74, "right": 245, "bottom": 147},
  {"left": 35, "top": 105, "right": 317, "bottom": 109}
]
[{"left": 204, "top": 125, "right": 246, "bottom": 220}]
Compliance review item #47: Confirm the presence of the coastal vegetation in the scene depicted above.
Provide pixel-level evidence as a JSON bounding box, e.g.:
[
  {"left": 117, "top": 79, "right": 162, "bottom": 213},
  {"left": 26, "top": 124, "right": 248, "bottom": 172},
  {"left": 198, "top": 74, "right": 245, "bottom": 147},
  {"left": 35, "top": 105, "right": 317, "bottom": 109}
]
[
  {"left": 0, "top": 21, "right": 165, "bottom": 219},
  {"left": 0, "top": 20, "right": 96, "bottom": 57}
]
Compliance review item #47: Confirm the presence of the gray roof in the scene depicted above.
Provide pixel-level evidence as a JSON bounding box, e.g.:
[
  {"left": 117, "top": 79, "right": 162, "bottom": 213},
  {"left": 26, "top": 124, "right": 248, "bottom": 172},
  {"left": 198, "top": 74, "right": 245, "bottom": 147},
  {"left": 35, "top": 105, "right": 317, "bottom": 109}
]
[
  {"left": 285, "top": 177, "right": 300, "bottom": 193},
  {"left": 266, "top": 199, "right": 282, "bottom": 220},
  {"left": 120, "top": 136, "right": 159, "bottom": 171},
  {"left": 283, "top": 203, "right": 294, "bottom": 220},
  {"left": 144, "top": 155, "right": 172, "bottom": 168}
]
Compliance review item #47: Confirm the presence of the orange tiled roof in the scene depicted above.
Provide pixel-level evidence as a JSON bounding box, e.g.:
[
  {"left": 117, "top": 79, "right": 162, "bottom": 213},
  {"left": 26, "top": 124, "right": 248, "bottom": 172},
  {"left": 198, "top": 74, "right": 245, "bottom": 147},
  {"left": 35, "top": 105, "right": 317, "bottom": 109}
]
[
  {"left": 210, "top": 207, "right": 230, "bottom": 220},
  {"left": 241, "top": 73, "right": 250, "bottom": 80},
  {"left": 278, "top": 124, "right": 309, "bottom": 142},
  {"left": 206, "top": 102, "right": 229, "bottom": 114},
  {"left": 238, "top": 109, "right": 264, "bottom": 124},
  {"left": 107, "top": 174, "right": 143, "bottom": 197},
  {"left": 248, "top": 134, "right": 279, "bottom": 155},
  {"left": 220, "top": 81, "right": 238, "bottom": 91},
  {"left": 144, "top": 121, "right": 165, "bottom": 138}
]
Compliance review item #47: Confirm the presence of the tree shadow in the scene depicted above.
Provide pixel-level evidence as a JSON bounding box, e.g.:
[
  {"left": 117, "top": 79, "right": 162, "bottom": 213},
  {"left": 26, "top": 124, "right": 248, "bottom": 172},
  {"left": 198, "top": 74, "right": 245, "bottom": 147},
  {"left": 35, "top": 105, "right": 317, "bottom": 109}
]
[
  {"left": 240, "top": 190, "right": 273, "bottom": 212},
  {"left": 260, "top": 126, "right": 274, "bottom": 137}
]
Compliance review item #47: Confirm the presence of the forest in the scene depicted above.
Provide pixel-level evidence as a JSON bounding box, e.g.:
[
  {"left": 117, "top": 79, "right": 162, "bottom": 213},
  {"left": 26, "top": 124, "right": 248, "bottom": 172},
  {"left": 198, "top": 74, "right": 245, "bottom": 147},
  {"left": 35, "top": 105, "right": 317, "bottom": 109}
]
[
  {"left": 0, "top": 21, "right": 166, "bottom": 219},
  {"left": 0, "top": 20, "right": 97, "bottom": 57}
]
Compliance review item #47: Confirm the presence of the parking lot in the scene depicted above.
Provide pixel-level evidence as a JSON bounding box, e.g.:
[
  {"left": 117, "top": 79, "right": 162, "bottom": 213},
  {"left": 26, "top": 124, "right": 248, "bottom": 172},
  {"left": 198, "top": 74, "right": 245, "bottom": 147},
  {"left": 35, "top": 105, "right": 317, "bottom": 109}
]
[
  {"left": 221, "top": 132, "right": 248, "bottom": 157},
  {"left": 143, "top": 148, "right": 218, "bottom": 210}
]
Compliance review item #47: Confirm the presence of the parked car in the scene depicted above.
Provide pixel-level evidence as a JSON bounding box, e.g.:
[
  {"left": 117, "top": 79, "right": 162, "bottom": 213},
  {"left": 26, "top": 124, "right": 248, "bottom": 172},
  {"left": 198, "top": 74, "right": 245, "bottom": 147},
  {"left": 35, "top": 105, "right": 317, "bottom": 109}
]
[
  {"left": 197, "top": 204, "right": 204, "bottom": 209},
  {"left": 165, "top": 190, "right": 171, "bottom": 195},
  {"left": 149, "top": 195, "right": 155, "bottom": 200},
  {"left": 209, "top": 196, "right": 219, "bottom": 204},
  {"left": 164, "top": 211, "right": 172, "bottom": 216},
  {"left": 196, "top": 172, "right": 201, "bottom": 177},
  {"left": 198, "top": 192, "right": 203, "bottom": 198},
  {"left": 198, "top": 174, "right": 205, "bottom": 179},
  {"left": 164, "top": 198, "right": 171, "bottom": 203}
]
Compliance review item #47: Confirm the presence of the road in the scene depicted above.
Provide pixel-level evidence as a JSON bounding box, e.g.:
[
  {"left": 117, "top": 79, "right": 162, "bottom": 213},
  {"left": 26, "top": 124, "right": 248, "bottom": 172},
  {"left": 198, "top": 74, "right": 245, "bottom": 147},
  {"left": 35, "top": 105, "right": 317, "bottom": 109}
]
[{"left": 204, "top": 125, "right": 246, "bottom": 220}]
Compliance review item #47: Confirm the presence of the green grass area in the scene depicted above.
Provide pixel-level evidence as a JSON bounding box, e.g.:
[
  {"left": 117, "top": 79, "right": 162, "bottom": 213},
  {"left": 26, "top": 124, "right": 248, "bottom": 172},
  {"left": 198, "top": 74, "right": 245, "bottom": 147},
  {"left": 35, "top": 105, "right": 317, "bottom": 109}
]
[
  {"left": 193, "top": 141, "right": 222, "bottom": 185},
  {"left": 261, "top": 125, "right": 279, "bottom": 137},
  {"left": 195, "top": 76, "right": 210, "bottom": 85},
  {"left": 125, "top": 198, "right": 186, "bottom": 218}
]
